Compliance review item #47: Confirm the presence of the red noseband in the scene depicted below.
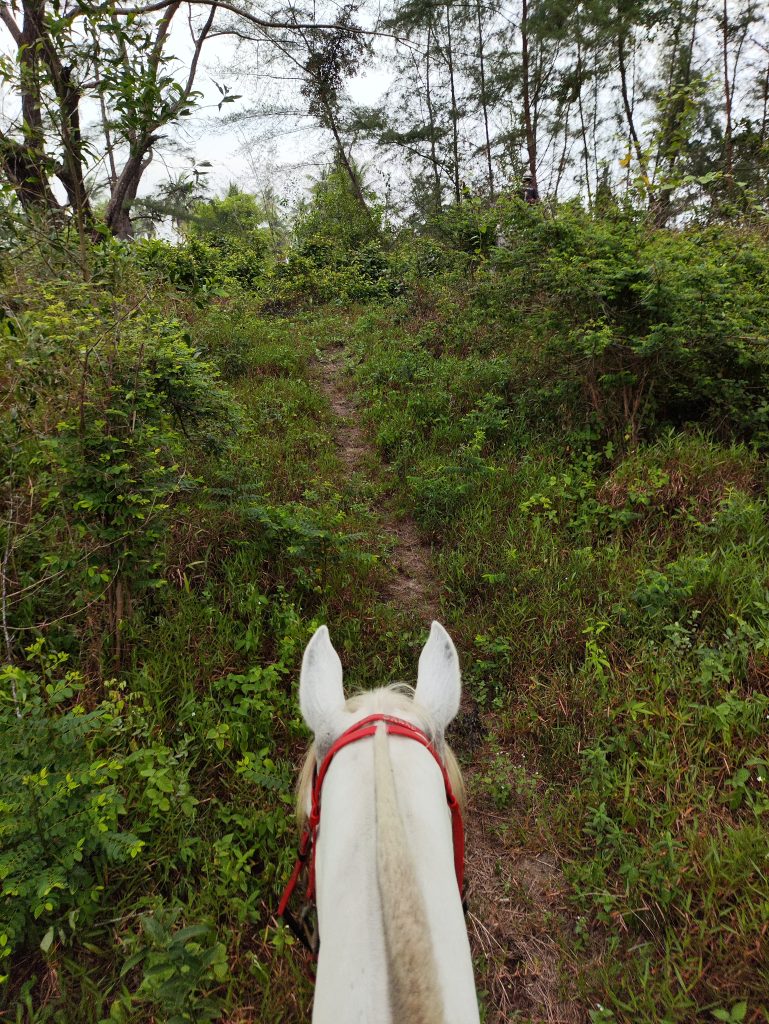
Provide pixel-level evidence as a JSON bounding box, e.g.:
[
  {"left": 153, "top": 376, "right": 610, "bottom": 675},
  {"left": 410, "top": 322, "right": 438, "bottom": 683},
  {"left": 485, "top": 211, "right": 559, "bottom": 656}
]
[{"left": 278, "top": 713, "right": 465, "bottom": 951}]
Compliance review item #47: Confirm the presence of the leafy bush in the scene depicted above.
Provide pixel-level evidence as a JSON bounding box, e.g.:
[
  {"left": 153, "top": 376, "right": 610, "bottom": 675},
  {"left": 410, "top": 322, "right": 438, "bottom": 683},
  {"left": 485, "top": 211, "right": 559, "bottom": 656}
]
[
  {"left": 393, "top": 200, "right": 769, "bottom": 447},
  {"left": 293, "top": 161, "right": 381, "bottom": 253},
  {"left": 1, "top": 261, "right": 235, "bottom": 656},
  {"left": 189, "top": 186, "right": 272, "bottom": 254},
  {"left": 0, "top": 643, "right": 143, "bottom": 978},
  {"left": 390, "top": 235, "right": 470, "bottom": 285},
  {"left": 131, "top": 237, "right": 226, "bottom": 295},
  {"left": 107, "top": 911, "right": 228, "bottom": 1024},
  {"left": 253, "top": 161, "right": 398, "bottom": 309},
  {"left": 430, "top": 193, "right": 499, "bottom": 256},
  {"left": 481, "top": 201, "right": 769, "bottom": 444},
  {"left": 264, "top": 240, "right": 397, "bottom": 309},
  {"left": 213, "top": 236, "right": 267, "bottom": 288},
  {"left": 347, "top": 283, "right": 769, "bottom": 1016}
]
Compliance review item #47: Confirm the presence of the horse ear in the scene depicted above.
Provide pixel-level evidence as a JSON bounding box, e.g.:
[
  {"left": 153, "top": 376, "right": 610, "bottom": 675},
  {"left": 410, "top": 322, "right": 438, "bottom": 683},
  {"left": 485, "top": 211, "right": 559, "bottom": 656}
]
[
  {"left": 300, "top": 625, "right": 345, "bottom": 739},
  {"left": 415, "top": 621, "right": 461, "bottom": 733}
]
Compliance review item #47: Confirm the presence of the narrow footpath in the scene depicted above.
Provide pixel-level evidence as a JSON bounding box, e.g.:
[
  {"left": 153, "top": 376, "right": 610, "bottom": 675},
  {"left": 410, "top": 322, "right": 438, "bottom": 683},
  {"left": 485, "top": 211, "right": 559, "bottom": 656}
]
[
  {"left": 312, "top": 345, "right": 440, "bottom": 620},
  {"left": 310, "top": 340, "right": 581, "bottom": 1024}
]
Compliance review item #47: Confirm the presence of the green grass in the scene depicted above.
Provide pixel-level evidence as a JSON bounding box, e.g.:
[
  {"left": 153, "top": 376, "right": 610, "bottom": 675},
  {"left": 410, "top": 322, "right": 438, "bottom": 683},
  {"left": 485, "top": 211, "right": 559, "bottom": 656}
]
[
  {"left": 1, "top": 303, "right": 413, "bottom": 1023},
  {"left": 4, "top": 237, "right": 769, "bottom": 1023},
  {"left": 344, "top": 303, "right": 769, "bottom": 1022}
]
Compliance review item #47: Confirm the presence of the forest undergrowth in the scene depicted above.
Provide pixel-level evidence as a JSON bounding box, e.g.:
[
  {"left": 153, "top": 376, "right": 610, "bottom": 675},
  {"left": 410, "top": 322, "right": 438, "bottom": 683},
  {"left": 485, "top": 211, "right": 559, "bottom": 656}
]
[{"left": 2, "top": 199, "right": 769, "bottom": 1024}]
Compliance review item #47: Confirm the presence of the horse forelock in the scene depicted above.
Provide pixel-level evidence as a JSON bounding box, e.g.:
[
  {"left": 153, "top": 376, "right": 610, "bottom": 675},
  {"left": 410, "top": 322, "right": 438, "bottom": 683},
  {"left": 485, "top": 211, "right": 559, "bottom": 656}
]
[{"left": 295, "top": 683, "right": 465, "bottom": 828}]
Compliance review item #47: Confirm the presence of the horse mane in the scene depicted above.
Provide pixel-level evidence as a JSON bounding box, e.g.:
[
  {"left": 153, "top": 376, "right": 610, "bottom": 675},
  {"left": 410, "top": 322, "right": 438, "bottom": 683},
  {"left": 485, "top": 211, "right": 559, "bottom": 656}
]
[
  {"left": 295, "top": 683, "right": 466, "bottom": 828},
  {"left": 374, "top": 720, "right": 443, "bottom": 1024}
]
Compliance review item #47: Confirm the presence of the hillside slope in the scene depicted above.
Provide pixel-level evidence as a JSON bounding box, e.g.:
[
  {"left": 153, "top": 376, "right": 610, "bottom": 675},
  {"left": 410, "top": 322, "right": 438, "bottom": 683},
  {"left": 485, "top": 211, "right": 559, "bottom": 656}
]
[{"left": 3, "top": 211, "right": 769, "bottom": 1022}]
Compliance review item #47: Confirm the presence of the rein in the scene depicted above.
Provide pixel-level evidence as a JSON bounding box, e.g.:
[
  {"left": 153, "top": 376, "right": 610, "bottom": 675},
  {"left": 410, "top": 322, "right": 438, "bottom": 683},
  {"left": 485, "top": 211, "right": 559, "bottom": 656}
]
[{"left": 277, "top": 713, "right": 466, "bottom": 954}]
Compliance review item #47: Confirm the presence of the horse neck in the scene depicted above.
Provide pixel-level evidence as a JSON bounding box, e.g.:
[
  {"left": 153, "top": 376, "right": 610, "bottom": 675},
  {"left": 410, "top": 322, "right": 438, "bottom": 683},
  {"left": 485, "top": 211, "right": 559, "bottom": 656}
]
[{"left": 311, "top": 723, "right": 479, "bottom": 1024}]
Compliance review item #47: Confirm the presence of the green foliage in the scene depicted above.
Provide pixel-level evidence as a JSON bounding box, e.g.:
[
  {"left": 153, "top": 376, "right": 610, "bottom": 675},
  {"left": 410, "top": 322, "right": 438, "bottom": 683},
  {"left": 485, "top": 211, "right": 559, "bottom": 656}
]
[
  {"left": 265, "top": 239, "right": 397, "bottom": 309},
  {"left": 6, "top": 193, "right": 769, "bottom": 1023},
  {"left": 431, "top": 194, "right": 499, "bottom": 256},
  {"left": 480, "top": 201, "right": 769, "bottom": 444},
  {"left": 0, "top": 643, "right": 143, "bottom": 978},
  {"left": 0, "top": 249, "right": 388, "bottom": 1019},
  {"left": 1, "top": 264, "right": 234, "bottom": 652},
  {"left": 390, "top": 235, "right": 470, "bottom": 284},
  {"left": 131, "top": 232, "right": 270, "bottom": 295},
  {"left": 250, "top": 163, "right": 394, "bottom": 310},
  {"left": 107, "top": 912, "right": 227, "bottom": 1024},
  {"left": 186, "top": 187, "right": 273, "bottom": 287},
  {"left": 711, "top": 1005, "right": 748, "bottom": 1024},
  {"left": 189, "top": 186, "right": 271, "bottom": 254},
  {"left": 347, "top": 283, "right": 769, "bottom": 1017},
  {"left": 131, "top": 237, "right": 226, "bottom": 295},
  {"left": 294, "top": 162, "right": 381, "bottom": 254}
]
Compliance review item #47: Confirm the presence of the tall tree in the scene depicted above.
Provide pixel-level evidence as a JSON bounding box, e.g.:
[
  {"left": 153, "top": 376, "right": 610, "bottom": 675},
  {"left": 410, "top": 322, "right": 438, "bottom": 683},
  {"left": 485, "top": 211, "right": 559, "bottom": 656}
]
[
  {"left": 442, "top": 0, "right": 462, "bottom": 201},
  {"left": 475, "top": 0, "right": 495, "bottom": 195},
  {"left": 520, "top": 0, "right": 537, "bottom": 187},
  {"left": 380, "top": 0, "right": 467, "bottom": 209},
  {"left": 0, "top": 0, "right": 217, "bottom": 236},
  {"left": 297, "top": 5, "right": 371, "bottom": 212}
]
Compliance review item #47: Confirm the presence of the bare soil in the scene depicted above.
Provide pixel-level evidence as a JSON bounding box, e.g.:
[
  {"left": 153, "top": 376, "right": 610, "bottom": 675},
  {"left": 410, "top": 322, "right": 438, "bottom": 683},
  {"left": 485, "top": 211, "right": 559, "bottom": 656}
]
[
  {"left": 312, "top": 347, "right": 440, "bottom": 622},
  {"left": 464, "top": 780, "right": 582, "bottom": 1024}
]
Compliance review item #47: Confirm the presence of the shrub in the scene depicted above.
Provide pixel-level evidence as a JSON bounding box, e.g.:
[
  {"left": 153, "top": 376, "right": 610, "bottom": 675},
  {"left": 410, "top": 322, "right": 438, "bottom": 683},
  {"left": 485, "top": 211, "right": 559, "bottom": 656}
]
[
  {"left": 480, "top": 202, "right": 769, "bottom": 444},
  {"left": 0, "top": 643, "right": 143, "bottom": 977},
  {"left": 0, "top": 263, "right": 235, "bottom": 657},
  {"left": 131, "top": 237, "right": 225, "bottom": 295},
  {"left": 263, "top": 240, "right": 397, "bottom": 309},
  {"left": 293, "top": 162, "right": 381, "bottom": 253}
]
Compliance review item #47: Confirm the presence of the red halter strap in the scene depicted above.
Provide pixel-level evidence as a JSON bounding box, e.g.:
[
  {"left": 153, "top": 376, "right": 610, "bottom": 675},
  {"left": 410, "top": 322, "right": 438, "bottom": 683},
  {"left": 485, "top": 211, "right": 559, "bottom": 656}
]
[{"left": 278, "top": 713, "right": 465, "bottom": 932}]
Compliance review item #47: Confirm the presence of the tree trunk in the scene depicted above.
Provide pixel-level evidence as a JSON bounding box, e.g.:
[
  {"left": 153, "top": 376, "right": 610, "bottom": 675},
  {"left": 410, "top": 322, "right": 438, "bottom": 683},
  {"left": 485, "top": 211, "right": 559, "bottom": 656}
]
[
  {"left": 55, "top": 63, "right": 92, "bottom": 223},
  {"left": 320, "top": 93, "right": 371, "bottom": 217},
  {"left": 103, "top": 3, "right": 213, "bottom": 238},
  {"left": 552, "top": 103, "right": 571, "bottom": 199},
  {"left": 13, "top": 0, "right": 61, "bottom": 217},
  {"left": 445, "top": 2, "right": 461, "bottom": 203},
  {"left": 0, "top": 133, "right": 60, "bottom": 214},
  {"left": 105, "top": 144, "right": 155, "bottom": 238},
  {"left": 575, "top": 39, "right": 592, "bottom": 205},
  {"left": 653, "top": 0, "right": 700, "bottom": 226},
  {"left": 521, "top": 0, "right": 538, "bottom": 190},
  {"left": 721, "top": 0, "right": 734, "bottom": 190},
  {"left": 617, "top": 32, "right": 649, "bottom": 178},
  {"left": 425, "top": 25, "right": 444, "bottom": 213},
  {"left": 476, "top": 0, "right": 494, "bottom": 197},
  {"left": 760, "top": 61, "right": 769, "bottom": 144}
]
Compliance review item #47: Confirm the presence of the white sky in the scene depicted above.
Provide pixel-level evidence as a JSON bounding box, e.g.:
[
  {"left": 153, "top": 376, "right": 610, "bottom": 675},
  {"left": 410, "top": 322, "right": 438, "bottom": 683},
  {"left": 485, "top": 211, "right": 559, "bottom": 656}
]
[
  {"left": 152, "top": 15, "right": 394, "bottom": 205},
  {"left": 0, "top": 8, "right": 393, "bottom": 213}
]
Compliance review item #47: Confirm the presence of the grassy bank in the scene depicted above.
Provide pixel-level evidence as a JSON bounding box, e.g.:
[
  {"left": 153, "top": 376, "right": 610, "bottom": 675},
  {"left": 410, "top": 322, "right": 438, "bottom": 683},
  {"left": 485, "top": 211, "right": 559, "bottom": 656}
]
[
  {"left": 343, "top": 282, "right": 769, "bottom": 1020},
  {"left": 3, "top": 205, "right": 769, "bottom": 1022}
]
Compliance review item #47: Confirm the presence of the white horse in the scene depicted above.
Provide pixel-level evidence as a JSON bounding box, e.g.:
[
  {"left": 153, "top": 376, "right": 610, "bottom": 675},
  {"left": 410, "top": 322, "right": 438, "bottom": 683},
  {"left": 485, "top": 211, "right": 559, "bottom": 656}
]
[{"left": 293, "top": 621, "right": 480, "bottom": 1024}]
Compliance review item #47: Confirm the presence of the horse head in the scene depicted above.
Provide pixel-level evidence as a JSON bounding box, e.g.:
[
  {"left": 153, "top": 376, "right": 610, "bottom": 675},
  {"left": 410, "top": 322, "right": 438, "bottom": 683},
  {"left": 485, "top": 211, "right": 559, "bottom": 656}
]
[{"left": 287, "top": 622, "right": 480, "bottom": 1024}]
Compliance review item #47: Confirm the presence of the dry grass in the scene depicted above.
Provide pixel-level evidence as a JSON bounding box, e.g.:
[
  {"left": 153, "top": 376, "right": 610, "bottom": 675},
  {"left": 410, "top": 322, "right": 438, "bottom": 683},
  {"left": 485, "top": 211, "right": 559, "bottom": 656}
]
[
  {"left": 461, "top": 727, "right": 583, "bottom": 1024},
  {"left": 597, "top": 452, "right": 759, "bottom": 525}
]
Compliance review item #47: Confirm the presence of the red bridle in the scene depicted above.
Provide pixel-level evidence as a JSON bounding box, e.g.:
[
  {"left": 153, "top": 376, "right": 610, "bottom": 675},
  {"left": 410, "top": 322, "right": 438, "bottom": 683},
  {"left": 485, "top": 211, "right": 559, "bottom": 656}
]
[{"left": 278, "top": 713, "right": 465, "bottom": 951}]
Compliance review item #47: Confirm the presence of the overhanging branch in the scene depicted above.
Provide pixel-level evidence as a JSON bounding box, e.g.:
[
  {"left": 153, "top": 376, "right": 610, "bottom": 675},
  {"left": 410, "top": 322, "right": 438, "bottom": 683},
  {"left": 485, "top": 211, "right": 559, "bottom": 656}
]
[
  {"left": 0, "top": 2, "right": 22, "bottom": 44},
  {"left": 100, "top": 0, "right": 404, "bottom": 42}
]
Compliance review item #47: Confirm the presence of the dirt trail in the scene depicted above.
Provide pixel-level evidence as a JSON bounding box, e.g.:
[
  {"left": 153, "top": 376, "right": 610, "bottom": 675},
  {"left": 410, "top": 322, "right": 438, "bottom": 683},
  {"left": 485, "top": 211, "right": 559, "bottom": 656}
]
[
  {"left": 313, "top": 344, "right": 580, "bottom": 1024},
  {"left": 313, "top": 346, "right": 440, "bottom": 622}
]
